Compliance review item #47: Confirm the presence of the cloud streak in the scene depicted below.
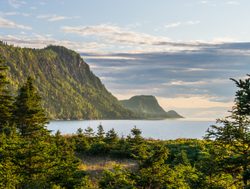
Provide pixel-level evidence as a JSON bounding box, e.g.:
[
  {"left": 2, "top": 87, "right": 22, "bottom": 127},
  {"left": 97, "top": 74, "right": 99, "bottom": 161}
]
[
  {"left": 0, "top": 11, "right": 31, "bottom": 17},
  {"left": 226, "top": 1, "right": 240, "bottom": 5},
  {"left": 62, "top": 24, "right": 170, "bottom": 45},
  {"left": 0, "top": 33, "right": 107, "bottom": 53},
  {"left": 0, "top": 17, "right": 31, "bottom": 30},
  {"left": 37, "top": 14, "right": 79, "bottom": 22},
  {"left": 165, "top": 20, "right": 200, "bottom": 29},
  {"left": 61, "top": 24, "right": 236, "bottom": 54},
  {"left": 8, "top": 0, "right": 26, "bottom": 8}
]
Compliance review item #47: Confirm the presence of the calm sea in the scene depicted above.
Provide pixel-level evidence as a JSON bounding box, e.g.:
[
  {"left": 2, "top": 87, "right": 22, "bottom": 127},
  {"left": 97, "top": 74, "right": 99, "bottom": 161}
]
[{"left": 47, "top": 119, "right": 215, "bottom": 140}]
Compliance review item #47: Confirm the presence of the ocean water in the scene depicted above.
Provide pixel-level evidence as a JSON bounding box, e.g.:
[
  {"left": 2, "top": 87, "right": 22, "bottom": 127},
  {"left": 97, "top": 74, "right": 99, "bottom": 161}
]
[{"left": 47, "top": 119, "right": 215, "bottom": 140}]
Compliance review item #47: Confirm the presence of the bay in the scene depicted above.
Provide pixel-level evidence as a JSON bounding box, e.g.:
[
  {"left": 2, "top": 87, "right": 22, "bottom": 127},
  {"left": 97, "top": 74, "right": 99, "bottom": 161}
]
[{"left": 47, "top": 119, "right": 215, "bottom": 140}]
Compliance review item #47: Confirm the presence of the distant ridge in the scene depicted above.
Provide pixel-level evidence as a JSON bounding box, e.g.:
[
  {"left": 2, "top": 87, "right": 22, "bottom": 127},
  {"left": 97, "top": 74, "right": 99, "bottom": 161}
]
[{"left": 120, "top": 95, "right": 183, "bottom": 119}]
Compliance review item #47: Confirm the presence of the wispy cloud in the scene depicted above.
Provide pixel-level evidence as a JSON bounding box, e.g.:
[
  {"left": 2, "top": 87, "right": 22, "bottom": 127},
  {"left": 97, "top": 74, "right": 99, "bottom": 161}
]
[
  {"left": 226, "top": 1, "right": 240, "bottom": 5},
  {"left": 0, "top": 17, "right": 31, "bottom": 30},
  {"left": 164, "top": 22, "right": 181, "bottom": 29},
  {"left": 60, "top": 24, "right": 242, "bottom": 53},
  {"left": 62, "top": 24, "right": 170, "bottom": 46},
  {"left": 1, "top": 11, "right": 30, "bottom": 17},
  {"left": 198, "top": 0, "right": 217, "bottom": 6},
  {"left": 212, "top": 36, "right": 238, "bottom": 43},
  {"left": 165, "top": 20, "right": 200, "bottom": 29},
  {"left": 37, "top": 14, "right": 79, "bottom": 22},
  {"left": 199, "top": 0, "right": 209, "bottom": 4},
  {"left": 165, "top": 78, "right": 229, "bottom": 87},
  {"left": 8, "top": 0, "right": 26, "bottom": 8},
  {"left": 167, "top": 80, "right": 208, "bottom": 86},
  {"left": 0, "top": 33, "right": 107, "bottom": 53},
  {"left": 198, "top": 0, "right": 239, "bottom": 6}
]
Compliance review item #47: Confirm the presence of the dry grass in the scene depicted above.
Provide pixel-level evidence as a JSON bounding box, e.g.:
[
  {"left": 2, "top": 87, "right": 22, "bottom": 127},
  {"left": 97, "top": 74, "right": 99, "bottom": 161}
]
[{"left": 78, "top": 155, "right": 138, "bottom": 179}]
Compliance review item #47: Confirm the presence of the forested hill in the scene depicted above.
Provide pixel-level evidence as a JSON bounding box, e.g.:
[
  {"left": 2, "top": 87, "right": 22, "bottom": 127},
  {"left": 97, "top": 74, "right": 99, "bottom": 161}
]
[
  {"left": 120, "top": 95, "right": 183, "bottom": 119},
  {"left": 0, "top": 42, "right": 136, "bottom": 120}
]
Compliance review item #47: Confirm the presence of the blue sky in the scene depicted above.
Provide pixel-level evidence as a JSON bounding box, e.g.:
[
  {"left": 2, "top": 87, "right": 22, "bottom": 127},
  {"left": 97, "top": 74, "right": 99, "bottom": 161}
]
[{"left": 1, "top": 0, "right": 250, "bottom": 119}]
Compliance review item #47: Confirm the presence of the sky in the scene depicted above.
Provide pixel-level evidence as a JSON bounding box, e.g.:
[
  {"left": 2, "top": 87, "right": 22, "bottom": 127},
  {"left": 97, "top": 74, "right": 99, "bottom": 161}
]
[{"left": 1, "top": 0, "right": 250, "bottom": 120}]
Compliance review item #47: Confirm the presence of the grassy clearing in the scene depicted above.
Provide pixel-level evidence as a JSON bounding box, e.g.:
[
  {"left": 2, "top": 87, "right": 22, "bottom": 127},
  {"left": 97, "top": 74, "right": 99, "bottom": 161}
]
[{"left": 78, "top": 155, "right": 138, "bottom": 178}]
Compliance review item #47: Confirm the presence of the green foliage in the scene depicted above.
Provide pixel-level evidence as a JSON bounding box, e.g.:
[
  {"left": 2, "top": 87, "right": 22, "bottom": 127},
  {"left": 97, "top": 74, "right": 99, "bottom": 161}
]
[
  {"left": 13, "top": 77, "right": 49, "bottom": 138},
  {"left": 75, "top": 132, "right": 91, "bottom": 153},
  {"left": 96, "top": 124, "right": 105, "bottom": 140},
  {"left": 0, "top": 55, "right": 13, "bottom": 132},
  {"left": 206, "top": 75, "right": 250, "bottom": 188},
  {"left": 0, "top": 132, "right": 21, "bottom": 188},
  {"left": 0, "top": 43, "right": 136, "bottom": 120},
  {"left": 173, "top": 150, "right": 190, "bottom": 166},
  {"left": 231, "top": 76, "right": 250, "bottom": 115},
  {"left": 105, "top": 128, "right": 119, "bottom": 144},
  {"left": 71, "top": 125, "right": 246, "bottom": 188},
  {"left": 130, "top": 126, "right": 142, "bottom": 142},
  {"left": 99, "top": 166, "right": 136, "bottom": 189},
  {"left": 127, "top": 127, "right": 150, "bottom": 160},
  {"left": 84, "top": 126, "right": 95, "bottom": 138},
  {"left": 48, "top": 131, "right": 88, "bottom": 188},
  {"left": 136, "top": 145, "right": 170, "bottom": 188}
]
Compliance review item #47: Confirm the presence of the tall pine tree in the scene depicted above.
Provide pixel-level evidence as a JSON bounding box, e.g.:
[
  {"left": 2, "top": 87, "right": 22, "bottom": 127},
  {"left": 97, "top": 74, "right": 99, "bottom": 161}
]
[{"left": 13, "top": 77, "right": 49, "bottom": 137}]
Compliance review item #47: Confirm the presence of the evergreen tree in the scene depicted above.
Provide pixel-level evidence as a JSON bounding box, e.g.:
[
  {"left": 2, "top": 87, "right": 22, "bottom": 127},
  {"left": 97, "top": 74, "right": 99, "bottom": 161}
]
[
  {"left": 96, "top": 124, "right": 105, "bottom": 140},
  {"left": 76, "top": 128, "right": 84, "bottom": 136},
  {"left": 231, "top": 76, "right": 250, "bottom": 115},
  {"left": 206, "top": 76, "right": 250, "bottom": 188},
  {"left": 17, "top": 135, "right": 52, "bottom": 188},
  {"left": 75, "top": 128, "right": 91, "bottom": 153},
  {"left": 130, "top": 126, "right": 142, "bottom": 142},
  {"left": 0, "top": 55, "right": 13, "bottom": 132},
  {"left": 49, "top": 131, "right": 87, "bottom": 188},
  {"left": 11, "top": 77, "right": 52, "bottom": 187},
  {"left": 84, "top": 126, "right": 95, "bottom": 138},
  {"left": 105, "top": 128, "right": 118, "bottom": 144},
  {"left": 13, "top": 77, "right": 49, "bottom": 137},
  {"left": 127, "top": 127, "right": 148, "bottom": 160},
  {"left": 137, "top": 145, "right": 171, "bottom": 188}
]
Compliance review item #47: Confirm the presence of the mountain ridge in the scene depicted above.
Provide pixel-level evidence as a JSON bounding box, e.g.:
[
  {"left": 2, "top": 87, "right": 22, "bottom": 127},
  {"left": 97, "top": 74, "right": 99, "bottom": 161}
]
[{"left": 0, "top": 42, "right": 136, "bottom": 120}]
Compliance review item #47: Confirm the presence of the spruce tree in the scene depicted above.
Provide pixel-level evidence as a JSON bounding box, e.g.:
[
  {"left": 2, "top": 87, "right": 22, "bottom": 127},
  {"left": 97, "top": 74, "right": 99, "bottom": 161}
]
[
  {"left": 206, "top": 76, "right": 250, "bottom": 187},
  {"left": 13, "top": 77, "right": 49, "bottom": 137},
  {"left": 96, "top": 124, "right": 105, "bottom": 140},
  {"left": 0, "top": 55, "right": 13, "bottom": 132},
  {"left": 105, "top": 128, "right": 118, "bottom": 144},
  {"left": 231, "top": 76, "right": 250, "bottom": 115}
]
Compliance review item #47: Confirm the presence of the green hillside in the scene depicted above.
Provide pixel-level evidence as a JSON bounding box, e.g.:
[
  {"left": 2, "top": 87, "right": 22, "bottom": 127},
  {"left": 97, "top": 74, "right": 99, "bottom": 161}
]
[
  {"left": 120, "top": 95, "right": 183, "bottom": 119},
  {"left": 0, "top": 42, "right": 136, "bottom": 120}
]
